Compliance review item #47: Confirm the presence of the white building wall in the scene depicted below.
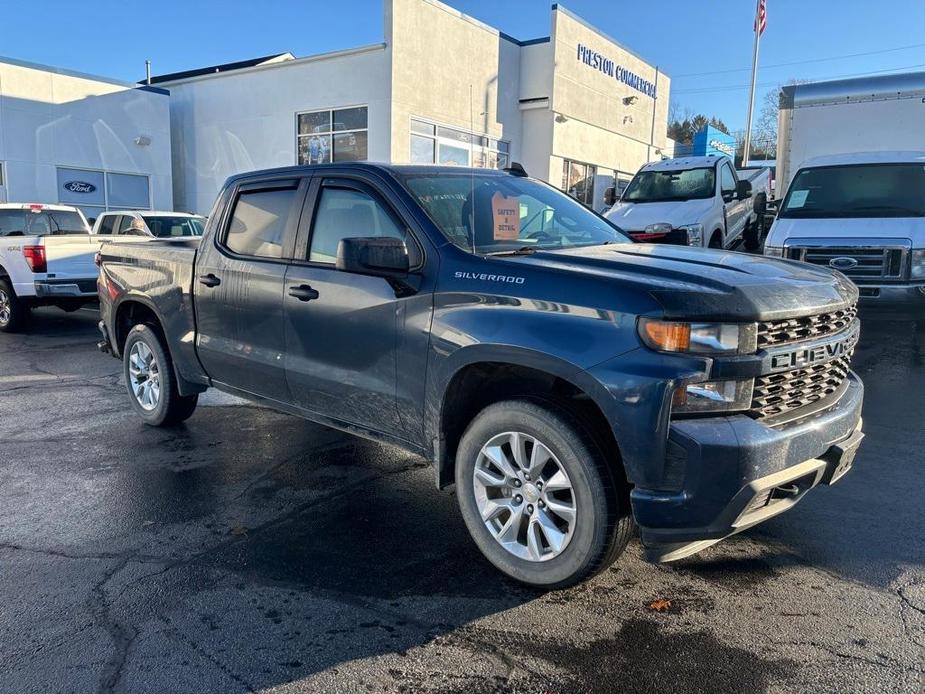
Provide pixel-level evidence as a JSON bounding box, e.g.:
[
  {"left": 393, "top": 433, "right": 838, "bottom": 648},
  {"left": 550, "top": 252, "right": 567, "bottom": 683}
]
[
  {"left": 387, "top": 0, "right": 522, "bottom": 165},
  {"left": 165, "top": 46, "right": 390, "bottom": 214},
  {"left": 548, "top": 7, "right": 669, "bottom": 178},
  {"left": 0, "top": 59, "right": 171, "bottom": 210}
]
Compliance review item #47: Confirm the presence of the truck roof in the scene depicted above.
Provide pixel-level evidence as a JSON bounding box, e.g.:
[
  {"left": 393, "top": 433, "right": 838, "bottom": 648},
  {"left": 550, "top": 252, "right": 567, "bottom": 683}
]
[
  {"left": 799, "top": 151, "right": 925, "bottom": 169},
  {"left": 639, "top": 156, "right": 723, "bottom": 172},
  {"left": 0, "top": 202, "right": 81, "bottom": 212},
  {"left": 223, "top": 162, "right": 514, "bottom": 188}
]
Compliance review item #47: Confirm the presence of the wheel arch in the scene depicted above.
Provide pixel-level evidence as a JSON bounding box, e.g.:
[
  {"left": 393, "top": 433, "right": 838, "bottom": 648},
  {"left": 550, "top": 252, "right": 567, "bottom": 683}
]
[
  {"left": 114, "top": 296, "right": 206, "bottom": 396},
  {"left": 431, "top": 350, "right": 626, "bottom": 491}
]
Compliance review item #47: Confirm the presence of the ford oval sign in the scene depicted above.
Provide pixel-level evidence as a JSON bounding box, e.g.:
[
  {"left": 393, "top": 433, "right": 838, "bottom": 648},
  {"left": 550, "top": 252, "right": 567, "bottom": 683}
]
[
  {"left": 829, "top": 257, "right": 859, "bottom": 271},
  {"left": 63, "top": 180, "right": 96, "bottom": 194}
]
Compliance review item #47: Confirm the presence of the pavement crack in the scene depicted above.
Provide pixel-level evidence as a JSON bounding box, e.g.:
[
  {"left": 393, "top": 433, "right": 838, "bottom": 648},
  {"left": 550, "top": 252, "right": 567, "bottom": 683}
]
[
  {"left": 89, "top": 558, "right": 138, "bottom": 694},
  {"left": 161, "top": 621, "right": 257, "bottom": 692}
]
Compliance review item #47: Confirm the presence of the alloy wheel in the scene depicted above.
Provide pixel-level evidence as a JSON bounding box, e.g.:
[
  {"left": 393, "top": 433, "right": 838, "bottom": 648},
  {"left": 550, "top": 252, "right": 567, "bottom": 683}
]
[
  {"left": 128, "top": 341, "right": 160, "bottom": 411},
  {"left": 473, "top": 431, "right": 577, "bottom": 562},
  {"left": 0, "top": 289, "right": 10, "bottom": 326}
]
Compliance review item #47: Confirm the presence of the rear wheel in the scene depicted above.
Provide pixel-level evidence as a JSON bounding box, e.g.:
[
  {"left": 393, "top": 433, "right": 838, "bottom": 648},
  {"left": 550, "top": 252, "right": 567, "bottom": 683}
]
[
  {"left": 455, "top": 399, "right": 633, "bottom": 588},
  {"left": 0, "top": 279, "right": 30, "bottom": 333},
  {"left": 123, "top": 324, "right": 198, "bottom": 426}
]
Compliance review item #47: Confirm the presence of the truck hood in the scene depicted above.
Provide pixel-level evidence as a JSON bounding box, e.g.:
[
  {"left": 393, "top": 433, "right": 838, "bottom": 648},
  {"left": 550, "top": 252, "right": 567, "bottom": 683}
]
[
  {"left": 767, "top": 216, "right": 925, "bottom": 248},
  {"left": 605, "top": 199, "right": 714, "bottom": 231},
  {"left": 502, "top": 243, "right": 857, "bottom": 322}
]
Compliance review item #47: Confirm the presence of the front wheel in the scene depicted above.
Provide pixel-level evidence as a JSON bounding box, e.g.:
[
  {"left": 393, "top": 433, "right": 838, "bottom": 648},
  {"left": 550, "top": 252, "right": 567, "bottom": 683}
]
[
  {"left": 744, "top": 214, "right": 765, "bottom": 251},
  {"left": 123, "top": 324, "right": 198, "bottom": 426},
  {"left": 455, "top": 400, "right": 633, "bottom": 588},
  {"left": 0, "top": 279, "right": 30, "bottom": 333}
]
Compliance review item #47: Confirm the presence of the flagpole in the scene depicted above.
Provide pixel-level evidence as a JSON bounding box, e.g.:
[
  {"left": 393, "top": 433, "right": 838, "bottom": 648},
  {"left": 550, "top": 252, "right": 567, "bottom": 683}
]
[{"left": 742, "top": 0, "right": 762, "bottom": 165}]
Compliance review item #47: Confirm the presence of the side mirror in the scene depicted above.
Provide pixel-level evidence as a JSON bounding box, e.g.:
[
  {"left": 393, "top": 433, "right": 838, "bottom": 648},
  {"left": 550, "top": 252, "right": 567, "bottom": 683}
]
[
  {"left": 737, "top": 180, "right": 752, "bottom": 201},
  {"left": 336, "top": 236, "right": 409, "bottom": 277},
  {"left": 603, "top": 186, "right": 617, "bottom": 206}
]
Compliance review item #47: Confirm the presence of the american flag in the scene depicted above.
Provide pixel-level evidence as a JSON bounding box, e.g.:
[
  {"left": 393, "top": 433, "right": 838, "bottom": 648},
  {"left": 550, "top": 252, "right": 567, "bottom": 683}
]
[{"left": 754, "top": 0, "right": 767, "bottom": 35}]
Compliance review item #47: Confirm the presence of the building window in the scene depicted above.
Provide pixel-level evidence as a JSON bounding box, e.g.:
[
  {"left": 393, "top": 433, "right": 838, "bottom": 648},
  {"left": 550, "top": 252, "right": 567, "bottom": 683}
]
[
  {"left": 56, "top": 167, "right": 150, "bottom": 220},
  {"left": 297, "top": 106, "right": 369, "bottom": 165},
  {"left": 562, "top": 160, "right": 596, "bottom": 207},
  {"left": 410, "top": 118, "right": 509, "bottom": 169}
]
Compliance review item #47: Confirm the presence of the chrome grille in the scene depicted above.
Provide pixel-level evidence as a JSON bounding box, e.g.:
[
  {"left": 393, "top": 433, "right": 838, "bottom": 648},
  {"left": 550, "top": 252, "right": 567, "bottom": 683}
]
[
  {"left": 750, "top": 354, "right": 852, "bottom": 419},
  {"left": 757, "top": 305, "right": 857, "bottom": 349},
  {"left": 788, "top": 246, "right": 905, "bottom": 280}
]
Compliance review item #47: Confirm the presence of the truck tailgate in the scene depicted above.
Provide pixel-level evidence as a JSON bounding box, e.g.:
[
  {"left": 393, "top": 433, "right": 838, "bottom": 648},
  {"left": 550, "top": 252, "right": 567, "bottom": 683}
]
[{"left": 43, "top": 234, "right": 99, "bottom": 280}]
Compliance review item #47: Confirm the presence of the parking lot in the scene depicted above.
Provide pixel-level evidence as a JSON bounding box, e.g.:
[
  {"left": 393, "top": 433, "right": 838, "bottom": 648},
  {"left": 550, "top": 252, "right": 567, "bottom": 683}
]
[{"left": 0, "top": 307, "right": 922, "bottom": 693}]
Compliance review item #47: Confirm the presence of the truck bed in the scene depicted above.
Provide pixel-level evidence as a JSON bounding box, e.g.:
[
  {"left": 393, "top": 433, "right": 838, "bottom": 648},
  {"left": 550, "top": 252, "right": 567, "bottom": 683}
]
[{"left": 97, "top": 238, "right": 203, "bottom": 388}]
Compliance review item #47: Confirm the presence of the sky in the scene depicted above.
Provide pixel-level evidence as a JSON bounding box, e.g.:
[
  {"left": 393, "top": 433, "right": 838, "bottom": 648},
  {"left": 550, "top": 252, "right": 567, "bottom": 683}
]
[{"left": 2, "top": 0, "right": 924, "bottom": 131}]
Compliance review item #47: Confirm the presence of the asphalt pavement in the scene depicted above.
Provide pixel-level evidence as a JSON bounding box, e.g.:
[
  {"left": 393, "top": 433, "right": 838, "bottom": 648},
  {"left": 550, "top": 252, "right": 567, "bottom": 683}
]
[{"left": 0, "top": 306, "right": 922, "bottom": 693}]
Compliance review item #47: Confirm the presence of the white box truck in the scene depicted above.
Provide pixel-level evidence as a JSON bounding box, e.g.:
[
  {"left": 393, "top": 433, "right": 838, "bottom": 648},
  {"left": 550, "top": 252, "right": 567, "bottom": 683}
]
[{"left": 776, "top": 71, "right": 925, "bottom": 198}]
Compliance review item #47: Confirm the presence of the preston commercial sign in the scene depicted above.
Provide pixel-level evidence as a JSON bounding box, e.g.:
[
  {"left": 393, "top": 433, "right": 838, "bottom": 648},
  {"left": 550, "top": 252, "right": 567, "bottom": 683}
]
[{"left": 576, "top": 43, "right": 657, "bottom": 98}]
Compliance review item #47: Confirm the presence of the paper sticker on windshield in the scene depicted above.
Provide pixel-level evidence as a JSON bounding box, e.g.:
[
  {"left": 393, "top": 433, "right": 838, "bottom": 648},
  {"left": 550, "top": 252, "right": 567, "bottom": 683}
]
[
  {"left": 492, "top": 192, "right": 520, "bottom": 240},
  {"left": 788, "top": 190, "right": 809, "bottom": 208}
]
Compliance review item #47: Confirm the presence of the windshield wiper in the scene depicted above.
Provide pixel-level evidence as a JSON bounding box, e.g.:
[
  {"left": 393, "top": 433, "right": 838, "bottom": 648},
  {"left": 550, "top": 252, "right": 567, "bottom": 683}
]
[{"left": 484, "top": 246, "right": 538, "bottom": 256}]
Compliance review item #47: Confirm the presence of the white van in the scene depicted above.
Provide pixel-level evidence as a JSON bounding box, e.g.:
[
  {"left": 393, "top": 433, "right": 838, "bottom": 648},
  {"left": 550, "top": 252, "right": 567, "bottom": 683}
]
[{"left": 764, "top": 151, "right": 925, "bottom": 315}]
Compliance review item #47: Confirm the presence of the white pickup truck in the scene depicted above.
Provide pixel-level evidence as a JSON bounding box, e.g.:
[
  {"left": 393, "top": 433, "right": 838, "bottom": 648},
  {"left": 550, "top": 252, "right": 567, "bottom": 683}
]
[
  {"left": 0, "top": 203, "right": 98, "bottom": 332},
  {"left": 764, "top": 151, "right": 925, "bottom": 317},
  {"left": 604, "top": 156, "right": 770, "bottom": 250}
]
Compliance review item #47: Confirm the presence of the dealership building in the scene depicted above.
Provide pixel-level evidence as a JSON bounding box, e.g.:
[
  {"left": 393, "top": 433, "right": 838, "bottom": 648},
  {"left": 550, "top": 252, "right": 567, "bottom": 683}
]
[
  {"left": 0, "top": 57, "right": 172, "bottom": 218},
  {"left": 0, "top": 0, "right": 670, "bottom": 216},
  {"left": 157, "top": 0, "right": 670, "bottom": 213}
]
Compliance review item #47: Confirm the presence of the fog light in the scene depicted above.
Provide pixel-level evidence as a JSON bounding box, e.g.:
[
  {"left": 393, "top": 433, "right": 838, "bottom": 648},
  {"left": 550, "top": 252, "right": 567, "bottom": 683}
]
[{"left": 672, "top": 379, "right": 753, "bottom": 415}]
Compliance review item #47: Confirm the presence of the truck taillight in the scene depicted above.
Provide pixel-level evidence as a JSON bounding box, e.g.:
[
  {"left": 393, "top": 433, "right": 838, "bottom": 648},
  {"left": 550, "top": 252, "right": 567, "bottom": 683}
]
[{"left": 23, "top": 245, "right": 47, "bottom": 273}]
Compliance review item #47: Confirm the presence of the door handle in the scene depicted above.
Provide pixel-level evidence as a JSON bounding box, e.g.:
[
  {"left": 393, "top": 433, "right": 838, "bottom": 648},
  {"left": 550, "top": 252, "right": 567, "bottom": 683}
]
[
  {"left": 199, "top": 273, "right": 221, "bottom": 288},
  {"left": 288, "top": 284, "right": 319, "bottom": 302}
]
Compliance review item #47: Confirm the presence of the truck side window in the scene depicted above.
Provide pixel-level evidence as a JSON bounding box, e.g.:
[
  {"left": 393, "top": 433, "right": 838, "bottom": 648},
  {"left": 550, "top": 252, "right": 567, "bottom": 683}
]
[
  {"left": 97, "top": 215, "right": 116, "bottom": 235},
  {"left": 115, "top": 215, "right": 136, "bottom": 235},
  {"left": 721, "top": 164, "right": 736, "bottom": 195},
  {"left": 308, "top": 187, "right": 406, "bottom": 264},
  {"left": 225, "top": 188, "right": 296, "bottom": 259}
]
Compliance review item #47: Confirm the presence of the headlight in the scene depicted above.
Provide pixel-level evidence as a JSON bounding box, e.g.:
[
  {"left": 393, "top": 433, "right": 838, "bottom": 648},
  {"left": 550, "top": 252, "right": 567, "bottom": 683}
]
[
  {"left": 764, "top": 244, "right": 784, "bottom": 258},
  {"left": 672, "top": 379, "right": 754, "bottom": 414},
  {"left": 678, "top": 223, "right": 703, "bottom": 247},
  {"left": 911, "top": 249, "right": 925, "bottom": 279},
  {"left": 638, "top": 318, "right": 757, "bottom": 354}
]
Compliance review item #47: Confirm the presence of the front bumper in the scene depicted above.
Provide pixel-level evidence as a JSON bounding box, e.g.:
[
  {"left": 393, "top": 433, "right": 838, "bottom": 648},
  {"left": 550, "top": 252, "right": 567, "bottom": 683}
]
[
  {"left": 634, "top": 371, "right": 864, "bottom": 562},
  {"left": 856, "top": 283, "right": 925, "bottom": 319}
]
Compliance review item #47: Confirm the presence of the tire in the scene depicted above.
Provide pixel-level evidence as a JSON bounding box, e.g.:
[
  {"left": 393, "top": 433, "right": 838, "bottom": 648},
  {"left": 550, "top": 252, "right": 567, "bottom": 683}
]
[
  {"left": 744, "top": 198, "right": 766, "bottom": 251},
  {"left": 455, "top": 399, "right": 633, "bottom": 588},
  {"left": 0, "top": 279, "right": 31, "bottom": 333},
  {"left": 708, "top": 231, "right": 723, "bottom": 249},
  {"left": 123, "top": 324, "right": 198, "bottom": 426},
  {"left": 743, "top": 218, "right": 761, "bottom": 251}
]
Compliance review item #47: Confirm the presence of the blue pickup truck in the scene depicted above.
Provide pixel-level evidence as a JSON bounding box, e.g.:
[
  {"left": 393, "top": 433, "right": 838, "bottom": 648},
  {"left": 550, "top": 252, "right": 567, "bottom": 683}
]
[{"left": 97, "top": 163, "right": 864, "bottom": 588}]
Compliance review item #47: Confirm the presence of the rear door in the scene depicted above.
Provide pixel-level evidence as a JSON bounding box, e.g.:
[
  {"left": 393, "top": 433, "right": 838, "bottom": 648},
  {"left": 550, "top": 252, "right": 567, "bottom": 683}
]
[
  {"left": 282, "top": 175, "right": 424, "bottom": 435},
  {"left": 193, "top": 176, "right": 308, "bottom": 402}
]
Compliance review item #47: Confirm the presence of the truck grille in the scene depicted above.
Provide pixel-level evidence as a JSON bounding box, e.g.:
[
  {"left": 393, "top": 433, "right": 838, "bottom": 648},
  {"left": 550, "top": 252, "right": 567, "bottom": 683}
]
[
  {"left": 757, "top": 304, "right": 857, "bottom": 349},
  {"left": 787, "top": 246, "right": 905, "bottom": 281},
  {"left": 750, "top": 354, "right": 852, "bottom": 419}
]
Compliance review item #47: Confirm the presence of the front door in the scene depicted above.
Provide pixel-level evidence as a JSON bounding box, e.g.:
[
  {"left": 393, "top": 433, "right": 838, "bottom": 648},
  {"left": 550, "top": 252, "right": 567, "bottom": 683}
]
[
  {"left": 720, "top": 161, "right": 748, "bottom": 242},
  {"left": 193, "top": 176, "right": 307, "bottom": 402},
  {"left": 283, "top": 176, "right": 421, "bottom": 435}
]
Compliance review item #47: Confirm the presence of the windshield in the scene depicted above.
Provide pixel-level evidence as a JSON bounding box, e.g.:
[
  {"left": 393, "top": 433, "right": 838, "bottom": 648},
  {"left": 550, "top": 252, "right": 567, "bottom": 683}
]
[
  {"left": 402, "top": 173, "right": 630, "bottom": 253},
  {"left": 780, "top": 164, "right": 925, "bottom": 218},
  {"left": 141, "top": 215, "right": 206, "bottom": 238},
  {"left": 0, "top": 209, "right": 88, "bottom": 236},
  {"left": 621, "top": 167, "right": 716, "bottom": 203}
]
